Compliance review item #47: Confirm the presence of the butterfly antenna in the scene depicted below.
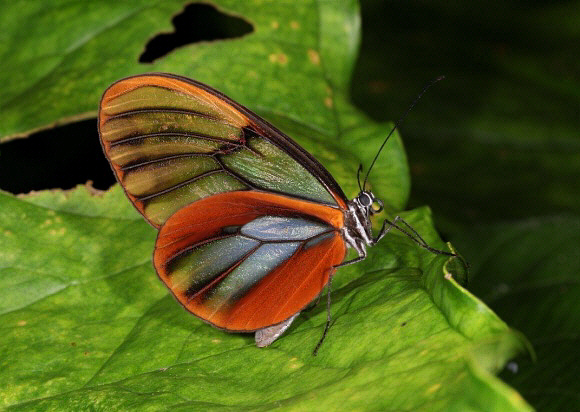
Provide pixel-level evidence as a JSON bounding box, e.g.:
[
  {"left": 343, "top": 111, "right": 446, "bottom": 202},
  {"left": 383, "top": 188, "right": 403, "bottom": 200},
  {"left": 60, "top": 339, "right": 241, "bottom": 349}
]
[
  {"left": 356, "top": 164, "right": 364, "bottom": 191},
  {"left": 363, "top": 76, "right": 445, "bottom": 189}
]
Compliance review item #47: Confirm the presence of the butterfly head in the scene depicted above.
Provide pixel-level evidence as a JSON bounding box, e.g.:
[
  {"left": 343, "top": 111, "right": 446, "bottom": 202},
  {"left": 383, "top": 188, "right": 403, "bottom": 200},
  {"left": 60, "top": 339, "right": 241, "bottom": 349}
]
[{"left": 355, "top": 191, "right": 383, "bottom": 216}]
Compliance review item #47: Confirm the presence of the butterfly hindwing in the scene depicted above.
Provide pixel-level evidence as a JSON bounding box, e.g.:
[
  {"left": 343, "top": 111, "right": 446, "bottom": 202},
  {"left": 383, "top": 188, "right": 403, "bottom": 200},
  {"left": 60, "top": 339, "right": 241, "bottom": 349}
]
[
  {"left": 98, "top": 73, "right": 347, "bottom": 228},
  {"left": 153, "top": 191, "right": 347, "bottom": 331}
]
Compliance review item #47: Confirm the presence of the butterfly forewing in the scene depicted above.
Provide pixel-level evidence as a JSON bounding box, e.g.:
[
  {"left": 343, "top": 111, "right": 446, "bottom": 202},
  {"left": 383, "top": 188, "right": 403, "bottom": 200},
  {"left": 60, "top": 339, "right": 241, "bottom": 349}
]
[{"left": 98, "top": 74, "right": 346, "bottom": 228}]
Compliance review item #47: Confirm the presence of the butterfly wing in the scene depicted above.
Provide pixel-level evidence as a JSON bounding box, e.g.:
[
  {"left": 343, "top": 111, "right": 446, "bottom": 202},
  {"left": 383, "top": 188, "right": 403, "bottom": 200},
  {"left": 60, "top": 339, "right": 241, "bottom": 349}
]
[
  {"left": 98, "top": 73, "right": 347, "bottom": 228},
  {"left": 153, "top": 191, "right": 346, "bottom": 331},
  {"left": 98, "top": 73, "right": 349, "bottom": 332}
]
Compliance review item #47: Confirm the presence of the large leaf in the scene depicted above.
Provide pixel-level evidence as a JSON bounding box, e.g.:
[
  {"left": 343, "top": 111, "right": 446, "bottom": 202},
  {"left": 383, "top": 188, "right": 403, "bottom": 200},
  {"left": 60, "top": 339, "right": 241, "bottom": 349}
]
[
  {"left": 455, "top": 216, "right": 580, "bottom": 411},
  {"left": 0, "top": 1, "right": 531, "bottom": 410},
  {"left": 2, "top": 187, "right": 529, "bottom": 410}
]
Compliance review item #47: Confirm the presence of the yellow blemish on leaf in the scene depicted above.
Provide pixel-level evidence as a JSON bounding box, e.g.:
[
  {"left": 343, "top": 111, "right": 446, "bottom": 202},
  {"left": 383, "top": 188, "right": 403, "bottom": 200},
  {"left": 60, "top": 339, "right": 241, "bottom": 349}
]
[
  {"left": 49, "top": 228, "right": 66, "bottom": 236},
  {"left": 307, "top": 49, "right": 320, "bottom": 65},
  {"left": 4, "top": 230, "right": 13, "bottom": 237},
  {"left": 47, "top": 210, "right": 56, "bottom": 216},
  {"left": 41, "top": 219, "right": 52, "bottom": 227},
  {"left": 269, "top": 53, "right": 288, "bottom": 65},
  {"left": 419, "top": 349, "right": 429, "bottom": 356},
  {"left": 55, "top": 216, "right": 62, "bottom": 223},
  {"left": 212, "top": 339, "right": 221, "bottom": 344},
  {"left": 324, "top": 96, "right": 333, "bottom": 108},
  {"left": 17, "top": 320, "right": 27, "bottom": 326},
  {"left": 290, "top": 21, "right": 300, "bottom": 29},
  {"left": 325, "top": 151, "right": 337, "bottom": 161},
  {"left": 426, "top": 383, "right": 442, "bottom": 394},
  {"left": 288, "top": 357, "right": 304, "bottom": 369},
  {"left": 271, "top": 20, "right": 279, "bottom": 29}
]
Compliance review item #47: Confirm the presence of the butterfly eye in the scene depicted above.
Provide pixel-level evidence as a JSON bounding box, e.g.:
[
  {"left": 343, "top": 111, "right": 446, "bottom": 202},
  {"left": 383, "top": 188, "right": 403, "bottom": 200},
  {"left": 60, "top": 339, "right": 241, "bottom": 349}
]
[
  {"left": 358, "top": 192, "right": 373, "bottom": 207},
  {"left": 370, "top": 198, "right": 384, "bottom": 214}
]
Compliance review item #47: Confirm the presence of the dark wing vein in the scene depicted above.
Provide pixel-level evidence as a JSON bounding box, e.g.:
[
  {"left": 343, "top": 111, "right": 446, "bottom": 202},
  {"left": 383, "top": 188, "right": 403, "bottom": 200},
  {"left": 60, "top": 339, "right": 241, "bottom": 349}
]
[
  {"left": 109, "top": 131, "right": 244, "bottom": 148},
  {"left": 106, "top": 107, "right": 221, "bottom": 122}
]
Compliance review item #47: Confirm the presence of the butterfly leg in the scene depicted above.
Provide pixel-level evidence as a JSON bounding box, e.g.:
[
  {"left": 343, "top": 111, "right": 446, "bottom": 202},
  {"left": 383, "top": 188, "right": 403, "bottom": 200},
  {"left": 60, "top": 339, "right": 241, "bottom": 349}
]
[
  {"left": 335, "top": 238, "right": 367, "bottom": 268},
  {"left": 312, "top": 240, "right": 368, "bottom": 355},
  {"left": 255, "top": 312, "right": 300, "bottom": 347},
  {"left": 372, "top": 215, "right": 403, "bottom": 244},
  {"left": 375, "top": 216, "right": 459, "bottom": 259},
  {"left": 312, "top": 274, "right": 334, "bottom": 356}
]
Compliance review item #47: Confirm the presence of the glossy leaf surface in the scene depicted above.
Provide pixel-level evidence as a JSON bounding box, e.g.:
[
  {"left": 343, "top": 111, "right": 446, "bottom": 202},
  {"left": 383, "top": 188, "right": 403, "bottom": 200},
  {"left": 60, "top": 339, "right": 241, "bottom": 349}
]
[{"left": 0, "top": 188, "right": 530, "bottom": 411}]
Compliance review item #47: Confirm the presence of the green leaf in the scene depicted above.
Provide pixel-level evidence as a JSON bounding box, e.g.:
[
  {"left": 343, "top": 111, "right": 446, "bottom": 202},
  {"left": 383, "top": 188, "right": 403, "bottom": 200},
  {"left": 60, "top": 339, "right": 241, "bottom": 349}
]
[
  {"left": 1, "top": 188, "right": 530, "bottom": 411},
  {"left": 0, "top": 1, "right": 531, "bottom": 410},
  {"left": 0, "top": 0, "right": 359, "bottom": 141},
  {"left": 455, "top": 216, "right": 580, "bottom": 411}
]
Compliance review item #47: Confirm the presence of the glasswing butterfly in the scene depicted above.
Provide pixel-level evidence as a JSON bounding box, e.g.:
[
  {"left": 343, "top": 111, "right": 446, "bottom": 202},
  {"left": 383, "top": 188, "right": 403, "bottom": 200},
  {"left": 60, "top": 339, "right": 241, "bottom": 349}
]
[{"left": 98, "top": 73, "right": 459, "bottom": 352}]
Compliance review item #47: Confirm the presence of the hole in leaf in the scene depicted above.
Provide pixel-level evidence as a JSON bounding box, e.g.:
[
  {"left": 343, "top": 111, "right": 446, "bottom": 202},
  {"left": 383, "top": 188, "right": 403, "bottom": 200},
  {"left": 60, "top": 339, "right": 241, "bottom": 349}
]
[
  {"left": 0, "top": 119, "right": 115, "bottom": 194},
  {"left": 139, "top": 2, "right": 253, "bottom": 63}
]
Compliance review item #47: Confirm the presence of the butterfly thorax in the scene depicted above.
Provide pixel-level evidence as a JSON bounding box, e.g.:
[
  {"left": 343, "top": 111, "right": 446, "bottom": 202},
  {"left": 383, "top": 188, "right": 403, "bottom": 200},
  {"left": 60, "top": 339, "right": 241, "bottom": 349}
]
[{"left": 341, "top": 191, "right": 383, "bottom": 256}]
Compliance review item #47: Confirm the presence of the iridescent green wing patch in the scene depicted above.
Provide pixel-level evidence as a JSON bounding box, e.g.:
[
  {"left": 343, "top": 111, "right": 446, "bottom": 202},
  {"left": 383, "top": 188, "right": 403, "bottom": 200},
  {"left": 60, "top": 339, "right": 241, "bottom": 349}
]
[
  {"left": 98, "top": 74, "right": 342, "bottom": 227},
  {"left": 221, "top": 135, "right": 337, "bottom": 207}
]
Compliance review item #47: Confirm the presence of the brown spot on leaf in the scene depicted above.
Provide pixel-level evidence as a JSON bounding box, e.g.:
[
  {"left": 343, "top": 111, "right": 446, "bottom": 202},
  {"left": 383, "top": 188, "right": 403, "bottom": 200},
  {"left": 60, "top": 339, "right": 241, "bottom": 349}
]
[
  {"left": 269, "top": 53, "right": 288, "bottom": 65},
  {"left": 307, "top": 49, "right": 320, "bottom": 65},
  {"left": 324, "top": 96, "right": 333, "bottom": 108}
]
